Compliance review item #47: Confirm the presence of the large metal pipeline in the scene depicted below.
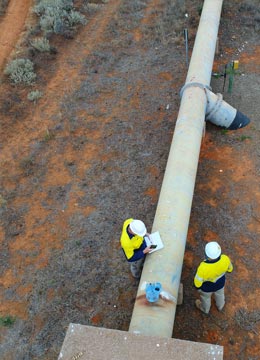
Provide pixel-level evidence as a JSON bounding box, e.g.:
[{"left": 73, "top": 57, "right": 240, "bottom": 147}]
[{"left": 129, "top": 0, "right": 250, "bottom": 337}]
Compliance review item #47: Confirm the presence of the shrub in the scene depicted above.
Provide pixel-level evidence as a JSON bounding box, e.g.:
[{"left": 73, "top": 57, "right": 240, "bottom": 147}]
[
  {"left": 0, "top": 316, "right": 16, "bottom": 327},
  {"left": 0, "top": 0, "right": 9, "bottom": 16},
  {"left": 67, "top": 10, "right": 86, "bottom": 27},
  {"left": 34, "top": 0, "right": 73, "bottom": 15},
  {"left": 27, "top": 90, "right": 43, "bottom": 102},
  {"left": 20, "top": 156, "right": 35, "bottom": 176},
  {"left": 84, "top": 3, "right": 102, "bottom": 13},
  {"left": 0, "top": 194, "right": 7, "bottom": 208},
  {"left": 4, "top": 59, "right": 36, "bottom": 85},
  {"left": 34, "top": 0, "right": 86, "bottom": 35},
  {"left": 30, "top": 37, "right": 51, "bottom": 52},
  {"left": 43, "top": 128, "right": 55, "bottom": 141}
]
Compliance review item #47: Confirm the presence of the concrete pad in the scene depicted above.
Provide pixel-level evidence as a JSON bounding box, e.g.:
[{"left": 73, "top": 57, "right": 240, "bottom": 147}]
[{"left": 58, "top": 324, "right": 223, "bottom": 360}]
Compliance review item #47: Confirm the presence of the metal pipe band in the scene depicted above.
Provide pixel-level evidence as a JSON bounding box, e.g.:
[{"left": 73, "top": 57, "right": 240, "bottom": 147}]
[
  {"left": 180, "top": 82, "right": 212, "bottom": 98},
  {"left": 129, "top": 0, "right": 224, "bottom": 338}
]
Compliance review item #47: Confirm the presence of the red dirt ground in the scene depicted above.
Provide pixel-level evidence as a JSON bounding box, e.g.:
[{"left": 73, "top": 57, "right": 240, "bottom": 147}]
[{"left": 0, "top": 0, "right": 259, "bottom": 359}]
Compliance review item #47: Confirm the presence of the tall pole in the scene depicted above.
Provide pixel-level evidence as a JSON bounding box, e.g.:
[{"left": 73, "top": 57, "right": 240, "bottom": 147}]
[
  {"left": 184, "top": 28, "right": 189, "bottom": 68},
  {"left": 129, "top": 0, "right": 224, "bottom": 337}
]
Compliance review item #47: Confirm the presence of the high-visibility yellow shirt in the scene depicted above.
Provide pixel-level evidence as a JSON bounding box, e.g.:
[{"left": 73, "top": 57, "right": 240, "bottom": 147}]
[
  {"left": 120, "top": 218, "right": 144, "bottom": 260},
  {"left": 194, "top": 254, "right": 233, "bottom": 291}
]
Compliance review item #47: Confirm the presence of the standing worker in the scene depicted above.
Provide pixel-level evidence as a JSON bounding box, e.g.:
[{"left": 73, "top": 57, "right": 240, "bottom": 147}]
[
  {"left": 120, "top": 218, "right": 152, "bottom": 279},
  {"left": 194, "top": 241, "right": 233, "bottom": 314}
]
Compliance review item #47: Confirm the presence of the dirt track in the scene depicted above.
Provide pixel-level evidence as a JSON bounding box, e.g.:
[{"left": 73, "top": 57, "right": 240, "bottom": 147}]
[
  {"left": 0, "top": 0, "right": 33, "bottom": 72},
  {"left": 0, "top": 1, "right": 260, "bottom": 359}
]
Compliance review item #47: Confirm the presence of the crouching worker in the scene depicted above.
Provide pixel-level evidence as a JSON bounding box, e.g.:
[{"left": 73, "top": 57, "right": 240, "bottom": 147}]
[
  {"left": 120, "top": 218, "right": 152, "bottom": 279},
  {"left": 194, "top": 241, "right": 233, "bottom": 314}
]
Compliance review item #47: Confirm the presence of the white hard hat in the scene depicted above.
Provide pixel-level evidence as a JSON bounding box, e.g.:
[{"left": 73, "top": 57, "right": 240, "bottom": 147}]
[
  {"left": 129, "top": 219, "right": 147, "bottom": 237},
  {"left": 205, "top": 241, "right": 221, "bottom": 259}
]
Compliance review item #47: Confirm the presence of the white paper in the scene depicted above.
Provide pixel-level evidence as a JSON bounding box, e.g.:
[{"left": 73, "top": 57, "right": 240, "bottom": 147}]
[{"left": 144, "top": 231, "right": 164, "bottom": 253}]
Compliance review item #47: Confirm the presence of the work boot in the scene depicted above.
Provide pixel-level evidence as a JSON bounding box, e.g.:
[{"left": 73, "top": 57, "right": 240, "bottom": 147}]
[
  {"left": 217, "top": 304, "right": 225, "bottom": 312},
  {"left": 131, "top": 272, "right": 141, "bottom": 279},
  {"left": 195, "top": 299, "right": 209, "bottom": 314}
]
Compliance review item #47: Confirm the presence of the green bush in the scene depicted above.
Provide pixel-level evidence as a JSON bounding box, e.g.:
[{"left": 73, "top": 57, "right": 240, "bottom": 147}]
[
  {"left": 4, "top": 59, "right": 36, "bottom": 85},
  {"left": 84, "top": 3, "right": 101, "bottom": 12},
  {"left": 34, "top": 0, "right": 86, "bottom": 35},
  {"left": 27, "top": 90, "right": 43, "bottom": 102},
  {"left": 67, "top": 10, "right": 86, "bottom": 27},
  {"left": 30, "top": 37, "right": 51, "bottom": 52},
  {"left": 0, "top": 316, "right": 16, "bottom": 327},
  {"left": 34, "top": 0, "right": 73, "bottom": 15}
]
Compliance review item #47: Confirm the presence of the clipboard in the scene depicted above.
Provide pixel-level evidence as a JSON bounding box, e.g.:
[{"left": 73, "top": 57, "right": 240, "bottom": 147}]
[{"left": 144, "top": 231, "right": 164, "bottom": 253}]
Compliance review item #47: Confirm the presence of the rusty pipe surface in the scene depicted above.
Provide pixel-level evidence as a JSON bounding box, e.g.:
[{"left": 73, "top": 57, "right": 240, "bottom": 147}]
[{"left": 129, "top": 0, "right": 224, "bottom": 337}]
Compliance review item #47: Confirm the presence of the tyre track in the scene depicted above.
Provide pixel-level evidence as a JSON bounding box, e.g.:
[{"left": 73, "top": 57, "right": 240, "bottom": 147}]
[{"left": 0, "top": 0, "right": 33, "bottom": 72}]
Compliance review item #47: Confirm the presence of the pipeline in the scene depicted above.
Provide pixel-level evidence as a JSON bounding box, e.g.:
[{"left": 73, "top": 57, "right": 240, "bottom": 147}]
[
  {"left": 205, "top": 89, "right": 250, "bottom": 129},
  {"left": 129, "top": 0, "right": 250, "bottom": 338}
]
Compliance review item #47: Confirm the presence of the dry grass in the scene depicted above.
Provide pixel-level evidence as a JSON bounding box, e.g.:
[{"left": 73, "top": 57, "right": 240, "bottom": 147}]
[
  {"left": 0, "top": 0, "right": 9, "bottom": 16},
  {"left": 234, "top": 308, "right": 260, "bottom": 334}
]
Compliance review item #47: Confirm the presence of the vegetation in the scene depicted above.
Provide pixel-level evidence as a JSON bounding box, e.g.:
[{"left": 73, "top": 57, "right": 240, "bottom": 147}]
[
  {"left": 0, "top": 0, "right": 9, "bottom": 16},
  {"left": 0, "top": 315, "right": 16, "bottom": 327},
  {"left": 237, "top": 135, "right": 252, "bottom": 142},
  {"left": 27, "top": 90, "right": 43, "bottom": 102},
  {"left": 4, "top": 59, "right": 36, "bottom": 85},
  {"left": 221, "top": 129, "right": 228, "bottom": 135},
  {"left": 84, "top": 3, "right": 102, "bottom": 13},
  {"left": 3, "top": 1, "right": 87, "bottom": 85},
  {"left": 43, "top": 128, "right": 55, "bottom": 141},
  {"left": 30, "top": 37, "right": 51, "bottom": 52},
  {"left": 0, "top": 194, "right": 7, "bottom": 208},
  {"left": 19, "top": 156, "right": 36, "bottom": 176},
  {"left": 33, "top": 0, "right": 86, "bottom": 36}
]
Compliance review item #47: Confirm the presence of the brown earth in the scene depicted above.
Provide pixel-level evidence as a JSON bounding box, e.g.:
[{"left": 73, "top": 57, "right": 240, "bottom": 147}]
[
  {"left": 0, "top": 0, "right": 33, "bottom": 72},
  {"left": 0, "top": 0, "right": 259, "bottom": 359}
]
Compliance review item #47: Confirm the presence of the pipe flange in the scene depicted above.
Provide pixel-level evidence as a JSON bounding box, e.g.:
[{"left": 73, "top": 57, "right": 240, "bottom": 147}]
[{"left": 180, "top": 82, "right": 212, "bottom": 98}]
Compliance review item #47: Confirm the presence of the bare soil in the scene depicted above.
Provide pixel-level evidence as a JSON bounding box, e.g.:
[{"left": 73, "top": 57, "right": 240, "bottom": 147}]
[{"left": 0, "top": 0, "right": 259, "bottom": 359}]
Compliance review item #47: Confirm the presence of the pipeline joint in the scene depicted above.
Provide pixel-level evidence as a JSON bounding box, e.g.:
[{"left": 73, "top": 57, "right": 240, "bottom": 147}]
[
  {"left": 145, "top": 282, "right": 162, "bottom": 303},
  {"left": 205, "top": 90, "right": 223, "bottom": 120},
  {"left": 142, "top": 281, "right": 177, "bottom": 304}
]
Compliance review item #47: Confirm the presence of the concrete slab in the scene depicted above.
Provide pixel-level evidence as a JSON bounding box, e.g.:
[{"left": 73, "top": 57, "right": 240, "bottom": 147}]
[{"left": 58, "top": 324, "right": 223, "bottom": 360}]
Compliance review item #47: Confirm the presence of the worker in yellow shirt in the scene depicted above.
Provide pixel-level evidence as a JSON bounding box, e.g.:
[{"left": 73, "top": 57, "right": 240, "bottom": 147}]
[
  {"left": 194, "top": 241, "right": 233, "bottom": 314},
  {"left": 120, "top": 218, "right": 152, "bottom": 278}
]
